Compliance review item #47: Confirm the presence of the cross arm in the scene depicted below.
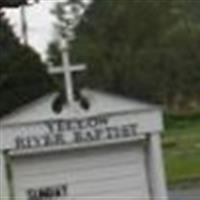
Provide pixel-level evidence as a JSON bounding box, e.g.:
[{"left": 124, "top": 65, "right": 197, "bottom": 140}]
[
  {"left": 48, "top": 66, "right": 64, "bottom": 74},
  {"left": 70, "top": 64, "right": 87, "bottom": 72}
]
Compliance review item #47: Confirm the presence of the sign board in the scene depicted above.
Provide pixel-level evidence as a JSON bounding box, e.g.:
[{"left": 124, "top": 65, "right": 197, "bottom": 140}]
[
  {"left": 0, "top": 91, "right": 168, "bottom": 200},
  {"left": 0, "top": 110, "right": 162, "bottom": 152},
  {"left": 12, "top": 143, "right": 150, "bottom": 200},
  {"left": 15, "top": 116, "right": 138, "bottom": 150}
]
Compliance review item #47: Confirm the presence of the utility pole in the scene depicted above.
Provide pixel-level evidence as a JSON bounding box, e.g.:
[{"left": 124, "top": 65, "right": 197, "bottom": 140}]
[
  {"left": 0, "top": 0, "right": 40, "bottom": 45},
  {"left": 20, "top": 5, "right": 28, "bottom": 45}
]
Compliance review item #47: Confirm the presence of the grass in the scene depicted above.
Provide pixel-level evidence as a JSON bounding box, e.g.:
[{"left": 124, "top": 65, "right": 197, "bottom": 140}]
[{"left": 163, "top": 113, "right": 200, "bottom": 187}]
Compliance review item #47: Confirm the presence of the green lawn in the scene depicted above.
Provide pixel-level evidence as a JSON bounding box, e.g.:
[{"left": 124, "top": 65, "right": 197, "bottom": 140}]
[{"left": 163, "top": 113, "right": 200, "bottom": 187}]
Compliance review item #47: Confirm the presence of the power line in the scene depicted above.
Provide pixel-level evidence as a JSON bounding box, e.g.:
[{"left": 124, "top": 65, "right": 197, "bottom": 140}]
[{"left": 0, "top": 0, "right": 39, "bottom": 8}]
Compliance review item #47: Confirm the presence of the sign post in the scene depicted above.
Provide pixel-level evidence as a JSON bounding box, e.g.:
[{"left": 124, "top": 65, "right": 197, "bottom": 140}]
[{"left": 147, "top": 133, "right": 168, "bottom": 200}]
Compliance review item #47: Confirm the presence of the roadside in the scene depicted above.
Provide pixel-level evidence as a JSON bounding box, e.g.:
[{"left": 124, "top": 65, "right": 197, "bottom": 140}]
[
  {"left": 169, "top": 187, "right": 200, "bottom": 200},
  {"left": 163, "top": 113, "right": 200, "bottom": 186}
]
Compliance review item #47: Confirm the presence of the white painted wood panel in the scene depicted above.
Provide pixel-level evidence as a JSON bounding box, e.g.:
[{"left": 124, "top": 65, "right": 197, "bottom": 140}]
[
  {"left": 0, "top": 90, "right": 161, "bottom": 126},
  {"left": 0, "top": 151, "right": 9, "bottom": 200},
  {"left": 13, "top": 145, "right": 141, "bottom": 176},
  {"left": 12, "top": 143, "right": 150, "bottom": 200}
]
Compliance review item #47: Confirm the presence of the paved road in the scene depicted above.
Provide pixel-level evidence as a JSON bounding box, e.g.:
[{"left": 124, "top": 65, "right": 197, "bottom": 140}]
[{"left": 169, "top": 188, "right": 200, "bottom": 200}]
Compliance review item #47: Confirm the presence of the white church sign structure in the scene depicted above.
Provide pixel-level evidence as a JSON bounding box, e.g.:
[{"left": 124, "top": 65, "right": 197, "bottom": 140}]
[{"left": 0, "top": 5, "right": 168, "bottom": 200}]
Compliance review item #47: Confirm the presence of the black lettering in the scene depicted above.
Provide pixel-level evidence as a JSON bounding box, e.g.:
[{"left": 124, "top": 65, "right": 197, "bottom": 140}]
[
  {"left": 74, "top": 131, "right": 84, "bottom": 143},
  {"left": 61, "top": 185, "right": 67, "bottom": 195},
  {"left": 128, "top": 124, "right": 137, "bottom": 136},
  {"left": 121, "top": 125, "right": 131, "bottom": 137},
  {"left": 45, "top": 121, "right": 54, "bottom": 133},
  {"left": 98, "top": 116, "right": 109, "bottom": 126},
  {"left": 46, "top": 187, "right": 54, "bottom": 197},
  {"left": 25, "top": 137, "right": 33, "bottom": 148},
  {"left": 57, "top": 120, "right": 71, "bottom": 132},
  {"left": 94, "top": 128, "right": 103, "bottom": 140},
  {"left": 31, "top": 136, "right": 40, "bottom": 147},
  {"left": 56, "top": 120, "right": 63, "bottom": 132},
  {"left": 55, "top": 188, "right": 61, "bottom": 197},
  {"left": 38, "top": 188, "right": 47, "bottom": 197},
  {"left": 85, "top": 130, "right": 98, "bottom": 141},
  {"left": 55, "top": 134, "right": 66, "bottom": 145},
  {"left": 87, "top": 116, "right": 109, "bottom": 128},
  {"left": 69, "top": 120, "right": 76, "bottom": 130},
  {"left": 87, "top": 117, "right": 98, "bottom": 127},
  {"left": 15, "top": 137, "right": 26, "bottom": 149},
  {"left": 15, "top": 136, "right": 43, "bottom": 149},
  {"left": 27, "top": 189, "right": 38, "bottom": 200},
  {"left": 106, "top": 127, "right": 120, "bottom": 139},
  {"left": 64, "top": 120, "right": 73, "bottom": 131},
  {"left": 76, "top": 119, "right": 87, "bottom": 129},
  {"left": 27, "top": 184, "right": 68, "bottom": 200},
  {"left": 49, "top": 121, "right": 60, "bottom": 133},
  {"left": 43, "top": 135, "right": 53, "bottom": 146}
]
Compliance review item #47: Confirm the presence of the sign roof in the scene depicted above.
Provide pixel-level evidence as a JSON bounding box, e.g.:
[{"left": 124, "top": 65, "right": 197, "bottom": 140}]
[{"left": 0, "top": 89, "right": 162, "bottom": 126}]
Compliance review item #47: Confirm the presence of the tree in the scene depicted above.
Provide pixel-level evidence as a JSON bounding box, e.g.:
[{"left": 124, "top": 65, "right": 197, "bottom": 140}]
[{"left": 0, "top": 11, "right": 53, "bottom": 117}]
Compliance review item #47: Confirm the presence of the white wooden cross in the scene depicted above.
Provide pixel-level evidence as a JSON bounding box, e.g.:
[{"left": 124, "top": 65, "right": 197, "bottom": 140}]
[{"left": 48, "top": 39, "right": 86, "bottom": 105}]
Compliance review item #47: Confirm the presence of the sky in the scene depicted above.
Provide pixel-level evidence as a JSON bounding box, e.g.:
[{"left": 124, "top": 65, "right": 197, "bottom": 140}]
[{"left": 5, "top": 0, "right": 66, "bottom": 60}]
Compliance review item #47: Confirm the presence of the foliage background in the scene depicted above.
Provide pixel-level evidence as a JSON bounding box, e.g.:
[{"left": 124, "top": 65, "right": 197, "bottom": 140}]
[{"left": 48, "top": 0, "right": 200, "bottom": 112}]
